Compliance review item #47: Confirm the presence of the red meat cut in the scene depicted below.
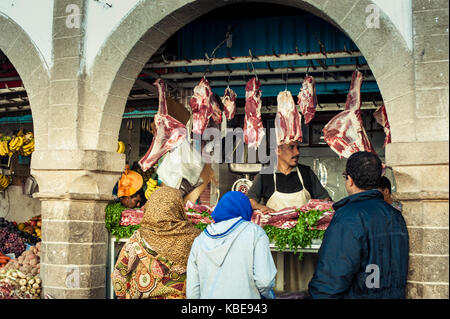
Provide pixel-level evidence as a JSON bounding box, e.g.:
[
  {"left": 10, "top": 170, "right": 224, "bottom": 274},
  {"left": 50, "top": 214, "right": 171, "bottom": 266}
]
[
  {"left": 373, "top": 104, "right": 391, "bottom": 148},
  {"left": 275, "top": 90, "right": 303, "bottom": 145},
  {"left": 210, "top": 94, "right": 223, "bottom": 124},
  {"left": 244, "top": 78, "right": 265, "bottom": 149},
  {"left": 297, "top": 75, "right": 317, "bottom": 124},
  {"left": 139, "top": 79, "right": 187, "bottom": 171},
  {"left": 322, "top": 70, "right": 376, "bottom": 158},
  {"left": 189, "top": 78, "right": 214, "bottom": 135},
  {"left": 222, "top": 87, "right": 237, "bottom": 120}
]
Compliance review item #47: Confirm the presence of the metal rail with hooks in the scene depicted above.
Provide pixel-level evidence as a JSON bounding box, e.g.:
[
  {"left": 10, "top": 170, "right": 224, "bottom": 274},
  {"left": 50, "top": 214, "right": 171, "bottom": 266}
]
[{"left": 146, "top": 50, "right": 363, "bottom": 69}]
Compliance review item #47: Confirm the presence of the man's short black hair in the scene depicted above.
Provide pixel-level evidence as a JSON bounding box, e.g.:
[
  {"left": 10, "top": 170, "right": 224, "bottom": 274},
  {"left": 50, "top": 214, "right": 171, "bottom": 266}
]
[
  {"left": 346, "top": 151, "right": 382, "bottom": 190},
  {"left": 378, "top": 176, "right": 392, "bottom": 194}
]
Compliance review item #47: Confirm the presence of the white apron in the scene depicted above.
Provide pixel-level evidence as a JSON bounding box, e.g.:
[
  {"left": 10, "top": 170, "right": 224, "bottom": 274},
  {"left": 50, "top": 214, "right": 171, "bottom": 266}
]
[
  {"left": 266, "top": 166, "right": 311, "bottom": 211},
  {"left": 265, "top": 166, "right": 315, "bottom": 293}
]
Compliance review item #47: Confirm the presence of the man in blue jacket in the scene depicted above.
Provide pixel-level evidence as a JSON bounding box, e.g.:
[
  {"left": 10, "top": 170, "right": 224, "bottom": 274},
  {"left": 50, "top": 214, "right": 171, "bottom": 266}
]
[{"left": 308, "top": 151, "right": 409, "bottom": 298}]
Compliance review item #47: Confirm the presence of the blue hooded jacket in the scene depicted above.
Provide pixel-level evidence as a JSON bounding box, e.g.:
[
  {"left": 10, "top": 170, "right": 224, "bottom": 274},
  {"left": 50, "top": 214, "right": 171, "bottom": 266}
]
[
  {"left": 186, "top": 191, "right": 277, "bottom": 299},
  {"left": 308, "top": 189, "right": 409, "bottom": 299}
]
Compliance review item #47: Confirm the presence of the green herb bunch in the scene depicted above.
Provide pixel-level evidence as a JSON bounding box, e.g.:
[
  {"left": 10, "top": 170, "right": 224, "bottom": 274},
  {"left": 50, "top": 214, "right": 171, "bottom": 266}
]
[
  {"left": 105, "top": 202, "right": 141, "bottom": 241},
  {"left": 264, "top": 209, "right": 328, "bottom": 260},
  {"left": 187, "top": 208, "right": 213, "bottom": 231}
]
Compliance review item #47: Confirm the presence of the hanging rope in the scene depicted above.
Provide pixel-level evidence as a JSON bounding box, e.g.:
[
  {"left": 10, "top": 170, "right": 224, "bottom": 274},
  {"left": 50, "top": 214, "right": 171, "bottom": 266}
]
[
  {"left": 285, "top": 67, "right": 289, "bottom": 91},
  {"left": 250, "top": 61, "right": 258, "bottom": 81}
]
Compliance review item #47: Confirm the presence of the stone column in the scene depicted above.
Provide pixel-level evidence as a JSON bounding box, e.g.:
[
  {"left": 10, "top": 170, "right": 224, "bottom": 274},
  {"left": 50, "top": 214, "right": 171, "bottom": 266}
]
[
  {"left": 29, "top": 0, "right": 126, "bottom": 298},
  {"left": 31, "top": 150, "right": 124, "bottom": 298},
  {"left": 390, "top": 0, "right": 449, "bottom": 299}
]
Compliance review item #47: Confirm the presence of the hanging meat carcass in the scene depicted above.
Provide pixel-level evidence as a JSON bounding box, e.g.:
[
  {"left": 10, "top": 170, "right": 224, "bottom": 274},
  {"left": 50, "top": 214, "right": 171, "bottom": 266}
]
[
  {"left": 373, "top": 104, "right": 391, "bottom": 148},
  {"left": 138, "top": 79, "right": 187, "bottom": 171},
  {"left": 210, "top": 93, "right": 223, "bottom": 124},
  {"left": 222, "top": 87, "right": 237, "bottom": 120},
  {"left": 189, "top": 77, "right": 214, "bottom": 135},
  {"left": 275, "top": 90, "right": 303, "bottom": 145},
  {"left": 322, "top": 70, "right": 376, "bottom": 158},
  {"left": 244, "top": 78, "right": 265, "bottom": 149},
  {"left": 297, "top": 75, "right": 317, "bottom": 124}
]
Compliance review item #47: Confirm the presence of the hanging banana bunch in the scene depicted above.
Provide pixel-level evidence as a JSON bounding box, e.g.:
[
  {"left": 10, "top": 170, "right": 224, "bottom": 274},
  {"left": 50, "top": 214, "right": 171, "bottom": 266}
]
[
  {"left": 0, "top": 135, "right": 12, "bottom": 157},
  {"left": 8, "top": 129, "right": 25, "bottom": 153},
  {"left": 0, "top": 174, "right": 11, "bottom": 191},
  {"left": 19, "top": 131, "right": 35, "bottom": 156},
  {"left": 145, "top": 178, "right": 160, "bottom": 200}
]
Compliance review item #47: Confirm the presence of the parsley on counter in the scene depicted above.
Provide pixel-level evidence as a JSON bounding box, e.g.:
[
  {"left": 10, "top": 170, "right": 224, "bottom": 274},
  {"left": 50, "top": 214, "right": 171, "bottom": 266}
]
[
  {"left": 105, "top": 202, "right": 141, "bottom": 241},
  {"left": 264, "top": 209, "right": 327, "bottom": 260}
]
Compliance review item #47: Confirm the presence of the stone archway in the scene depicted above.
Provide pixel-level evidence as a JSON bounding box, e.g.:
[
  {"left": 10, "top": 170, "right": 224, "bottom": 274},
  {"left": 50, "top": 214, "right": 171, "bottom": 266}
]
[
  {"left": 87, "top": 0, "right": 415, "bottom": 153},
  {"left": 0, "top": 14, "right": 50, "bottom": 151},
  {"left": 86, "top": 0, "right": 431, "bottom": 296},
  {"left": 28, "top": 0, "right": 445, "bottom": 299}
]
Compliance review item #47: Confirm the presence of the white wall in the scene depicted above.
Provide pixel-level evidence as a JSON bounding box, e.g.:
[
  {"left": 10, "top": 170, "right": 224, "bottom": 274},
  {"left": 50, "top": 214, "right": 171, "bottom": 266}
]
[
  {"left": 0, "top": 0, "right": 414, "bottom": 72},
  {"left": 0, "top": 186, "right": 41, "bottom": 223},
  {"left": 0, "top": 0, "right": 53, "bottom": 68},
  {"left": 373, "top": 0, "right": 413, "bottom": 50},
  {"left": 83, "top": 0, "right": 142, "bottom": 71}
]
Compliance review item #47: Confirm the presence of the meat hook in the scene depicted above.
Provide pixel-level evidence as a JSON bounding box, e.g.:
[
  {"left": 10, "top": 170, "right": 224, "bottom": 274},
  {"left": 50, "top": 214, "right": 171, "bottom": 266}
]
[
  {"left": 250, "top": 61, "right": 258, "bottom": 81},
  {"left": 248, "top": 49, "right": 258, "bottom": 60},
  {"left": 161, "top": 54, "right": 169, "bottom": 65},
  {"left": 284, "top": 67, "right": 289, "bottom": 91},
  {"left": 272, "top": 47, "right": 279, "bottom": 58}
]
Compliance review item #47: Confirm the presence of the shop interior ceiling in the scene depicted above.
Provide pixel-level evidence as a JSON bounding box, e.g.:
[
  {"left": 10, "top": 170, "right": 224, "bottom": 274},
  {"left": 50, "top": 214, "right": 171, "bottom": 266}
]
[{"left": 0, "top": 3, "right": 383, "bottom": 122}]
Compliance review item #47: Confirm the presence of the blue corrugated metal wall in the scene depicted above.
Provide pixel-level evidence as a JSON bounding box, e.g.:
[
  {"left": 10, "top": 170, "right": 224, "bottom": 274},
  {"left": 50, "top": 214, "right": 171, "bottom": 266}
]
[{"left": 177, "top": 13, "right": 378, "bottom": 97}]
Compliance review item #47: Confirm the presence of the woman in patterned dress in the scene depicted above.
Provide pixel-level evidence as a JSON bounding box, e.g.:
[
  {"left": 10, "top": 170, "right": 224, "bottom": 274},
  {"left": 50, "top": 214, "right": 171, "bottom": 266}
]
[{"left": 111, "top": 186, "right": 201, "bottom": 299}]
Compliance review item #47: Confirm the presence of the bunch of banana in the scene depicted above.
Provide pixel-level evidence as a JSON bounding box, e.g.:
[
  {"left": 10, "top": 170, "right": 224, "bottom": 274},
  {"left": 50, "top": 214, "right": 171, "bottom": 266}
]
[
  {"left": 18, "top": 131, "right": 35, "bottom": 156},
  {"left": 0, "top": 174, "right": 10, "bottom": 191},
  {"left": 145, "top": 178, "right": 160, "bottom": 199},
  {"left": 9, "top": 135, "right": 24, "bottom": 152},
  {"left": 23, "top": 131, "right": 34, "bottom": 143},
  {"left": 117, "top": 141, "right": 126, "bottom": 154},
  {"left": 0, "top": 136, "right": 12, "bottom": 157},
  {"left": 21, "top": 139, "right": 35, "bottom": 156}
]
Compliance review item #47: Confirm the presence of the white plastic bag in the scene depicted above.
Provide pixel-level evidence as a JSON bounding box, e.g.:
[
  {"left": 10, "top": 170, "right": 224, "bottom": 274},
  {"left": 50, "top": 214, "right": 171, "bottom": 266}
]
[{"left": 157, "top": 139, "right": 204, "bottom": 189}]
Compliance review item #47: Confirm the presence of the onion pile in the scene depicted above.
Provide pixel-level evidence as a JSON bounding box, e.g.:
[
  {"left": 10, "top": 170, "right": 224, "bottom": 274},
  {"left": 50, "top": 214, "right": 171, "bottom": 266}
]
[
  {"left": 0, "top": 242, "right": 42, "bottom": 299},
  {"left": 0, "top": 268, "right": 40, "bottom": 299}
]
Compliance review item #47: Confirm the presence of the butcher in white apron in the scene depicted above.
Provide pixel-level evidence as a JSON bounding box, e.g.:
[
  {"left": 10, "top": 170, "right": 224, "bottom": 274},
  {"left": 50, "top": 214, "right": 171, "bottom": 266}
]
[
  {"left": 247, "top": 141, "right": 331, "bottom": 293},
  {"left": 266, "top": 166, "right": 311, "bottom": 211}
]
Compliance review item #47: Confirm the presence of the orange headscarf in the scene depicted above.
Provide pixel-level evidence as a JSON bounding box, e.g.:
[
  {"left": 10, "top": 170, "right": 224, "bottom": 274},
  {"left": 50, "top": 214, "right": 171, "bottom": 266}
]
[{"left": 118, "top": 165, "right": 143, "bottom": 197}]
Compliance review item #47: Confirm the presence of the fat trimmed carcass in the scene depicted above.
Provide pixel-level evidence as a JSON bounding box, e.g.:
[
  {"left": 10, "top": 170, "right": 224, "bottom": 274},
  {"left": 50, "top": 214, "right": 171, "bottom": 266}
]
[
  {"left": 322, "top": 70, "right": 376, "bottom": 158},
  {"left": 297, "top": 75, "right": 317, "bottom": 124},
  {"left": 275, "top": 90, "right": 303, "bottom": 145},
  {"left": 189, "top": 77, "right": 214, "bottom": 135},
  {"left": 138, "top": 79, "right": 187, "bottom": 171},
  {"left": 222, "top": 87, "right": 237, "bottom": 120},
  {"left": 373, "top": 104, "right": 391, "bottom": 148},
  {"left": 210, "top": 93, "right": 223, "bottom": 124},
  {"left": 244, "top": 77, "right": 265, "bottom": 149}
]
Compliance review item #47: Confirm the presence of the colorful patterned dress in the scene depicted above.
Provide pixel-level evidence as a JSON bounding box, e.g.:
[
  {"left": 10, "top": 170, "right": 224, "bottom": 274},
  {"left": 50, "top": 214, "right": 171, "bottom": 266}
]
[{"left": 111, "top": 231, "right": 187, "bottom": 299}]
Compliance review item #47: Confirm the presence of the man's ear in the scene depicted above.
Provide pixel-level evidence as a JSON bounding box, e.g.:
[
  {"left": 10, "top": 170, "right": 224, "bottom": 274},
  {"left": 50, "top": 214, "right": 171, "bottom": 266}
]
[{"left": 347, "top": 175, "right": 355, "bottom": 188}]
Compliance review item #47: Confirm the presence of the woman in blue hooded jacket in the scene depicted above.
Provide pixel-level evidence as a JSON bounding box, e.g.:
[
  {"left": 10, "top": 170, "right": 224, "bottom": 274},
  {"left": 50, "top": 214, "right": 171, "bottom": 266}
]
[{"left": 186, "top": 191, "right": 277, "bottom": 299}]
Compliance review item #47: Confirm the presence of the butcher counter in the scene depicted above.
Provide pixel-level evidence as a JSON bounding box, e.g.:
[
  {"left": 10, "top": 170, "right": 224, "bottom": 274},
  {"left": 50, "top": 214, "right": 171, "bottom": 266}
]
[{"left": 106, "top": 234, "right": 321, "bottom": 299}]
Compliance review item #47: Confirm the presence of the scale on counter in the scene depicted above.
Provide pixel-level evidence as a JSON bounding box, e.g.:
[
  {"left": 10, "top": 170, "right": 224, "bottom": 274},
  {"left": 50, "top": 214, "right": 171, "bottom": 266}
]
[{"left": 228, "top": 163, "right": 262, "bottom": 195}]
